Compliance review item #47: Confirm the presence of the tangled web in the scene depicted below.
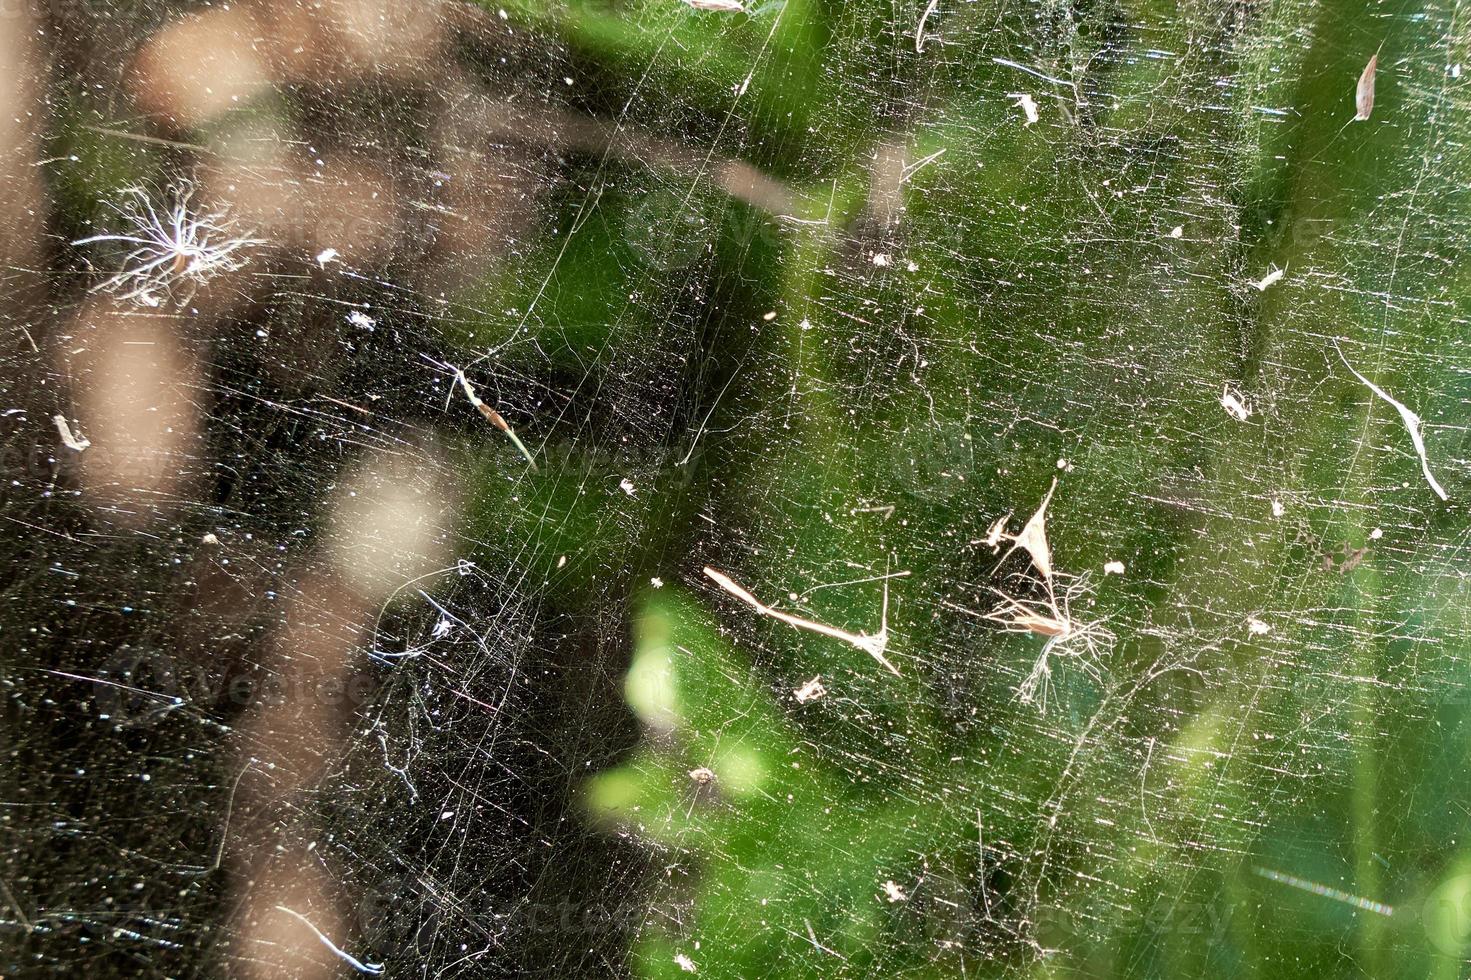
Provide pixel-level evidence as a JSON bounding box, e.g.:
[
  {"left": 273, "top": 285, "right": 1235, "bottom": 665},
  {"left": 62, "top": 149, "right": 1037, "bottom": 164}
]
[{"left": 5, "top": 0, "right": 1471, "bottom": 978}]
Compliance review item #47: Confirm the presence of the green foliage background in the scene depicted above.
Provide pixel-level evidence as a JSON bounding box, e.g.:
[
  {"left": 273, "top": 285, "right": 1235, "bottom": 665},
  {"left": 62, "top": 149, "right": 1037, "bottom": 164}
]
[{"left": 453, "top": 0, "right": 1471, "bottom": 976}]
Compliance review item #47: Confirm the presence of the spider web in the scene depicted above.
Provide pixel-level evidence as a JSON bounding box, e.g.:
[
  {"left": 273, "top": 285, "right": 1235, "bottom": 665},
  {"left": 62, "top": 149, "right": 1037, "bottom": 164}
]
[{"left": 4, "top": 0, "right": 1471, "bottom": 978}]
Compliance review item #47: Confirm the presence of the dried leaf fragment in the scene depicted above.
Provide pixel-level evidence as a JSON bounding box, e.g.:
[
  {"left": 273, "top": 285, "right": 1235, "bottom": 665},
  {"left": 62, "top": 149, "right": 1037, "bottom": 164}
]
[
  {"left": 53, "top": 415, "right": 90, "bottom": 452},
  {"left": 1355, "top": 53, "right": 1378, "bottom": 121},
  {"left": 996, "top": 478, "right": 1057, "bottom": 588}
]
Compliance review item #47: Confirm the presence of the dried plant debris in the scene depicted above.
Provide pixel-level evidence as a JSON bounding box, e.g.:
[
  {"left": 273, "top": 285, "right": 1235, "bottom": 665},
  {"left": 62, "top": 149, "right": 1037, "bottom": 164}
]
[
  {"left": 980, "top": 513, "right": 1012, "bottom": 550},
  {"left": 976, "top": 481, "right": 1115, "bottom": 711},
  {"left": 53, "top": 415, "right": 90, "bottom": 451},
  {"left": 914, "top": 0, "right": 939, "bottom": 52},
  {"left": 704, "top": 565, "right": 901, "bottom": 675},
  {"left": 453, "top": 366, "right": 539, "bottom": 471},
  {"left": 981, "top": 575, "right": 1111, "bottom": 712},
  {"left": 1355, "top": 51, "right": 1379, "bottom": 121},
  {"left": 1334, "top": 340, "right": 1448, "bottom": 501},
  {"left": 274, "top": 906, "right": 383, "bottom": 975},
  {"left": 72, "top": 184, "right": 259, "bottom": 306},
  {"left": 993, "top": 477, "right": 1057, "bottom": 591}
]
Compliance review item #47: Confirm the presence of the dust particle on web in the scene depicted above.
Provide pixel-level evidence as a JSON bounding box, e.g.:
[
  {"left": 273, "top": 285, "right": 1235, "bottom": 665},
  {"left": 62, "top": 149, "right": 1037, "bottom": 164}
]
[
  {"left": 882, "top": 880, "right": 908, "bottom": 903},
  {"left": 1247, "top": 616, "right": 1271, "bottom": 636},
  {"left": 682, "top": 0, "right": 743, "bottom": 10},
  {"left": 1104, "top": 561, "right": 1125, "bottom": 575},
  {"left": 1271, "top": 499, "right": 1285, "bottom": 517},
  {"left": 673, "top": 952, "right": 698, "bottom": 973},
  {"left": 651, "top": 576, "right": 665, "bottom": 588},
  {"left": 316, "top": 247, "right": 340, "bottom": 268},
  {"left": 688, "top": 767, "right": 716, "bottom": 785},
  {"left": 1169, "top": 225, "right": 1184, "bottom": 238},
  {"left": 619, "top": 478, "right": 637, "bottom": 496},
  {"left": 201, "top": 532, "right": 219, "bottom": 545}
]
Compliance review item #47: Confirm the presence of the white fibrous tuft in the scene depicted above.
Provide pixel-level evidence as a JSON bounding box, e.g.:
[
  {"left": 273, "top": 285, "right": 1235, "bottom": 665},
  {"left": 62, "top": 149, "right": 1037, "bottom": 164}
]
[{"left": 73, "top": 184, "right": 260, "bottom": 306}]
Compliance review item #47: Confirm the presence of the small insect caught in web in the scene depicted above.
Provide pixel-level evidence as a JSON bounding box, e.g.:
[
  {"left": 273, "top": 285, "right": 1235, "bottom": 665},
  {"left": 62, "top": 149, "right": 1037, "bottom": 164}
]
[{"left": 1220, "top": 384, "right": 1252, "bottom": 422}]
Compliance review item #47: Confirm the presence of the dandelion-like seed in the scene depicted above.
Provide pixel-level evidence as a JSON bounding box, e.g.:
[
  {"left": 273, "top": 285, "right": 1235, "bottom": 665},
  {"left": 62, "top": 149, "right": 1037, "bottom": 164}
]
[
  {"left": 73, "top": 184, "right": 259, "bottom": 306},
  {"left": 984, "top": 572, "right": 1111, "bottom": 713}
]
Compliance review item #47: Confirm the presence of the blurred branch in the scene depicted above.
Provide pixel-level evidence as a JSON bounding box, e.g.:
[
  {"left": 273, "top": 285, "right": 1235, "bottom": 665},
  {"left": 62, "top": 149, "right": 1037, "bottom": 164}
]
[{"left": 0, "top": 3, "right": 48, "bottom": 315}]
